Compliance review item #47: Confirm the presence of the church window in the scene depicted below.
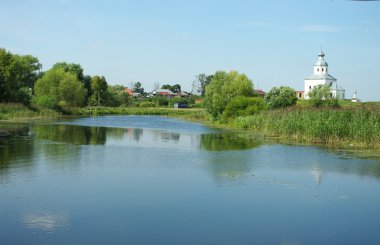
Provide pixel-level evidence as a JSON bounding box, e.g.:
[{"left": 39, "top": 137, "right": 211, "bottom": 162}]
[
  {"left": 317, "top": 68, "right": 319, "bottom": 72},
  {"left": 322, "top": 68, "right": 324, "bottom": 72},
  {"left": 309, "top": 86, "right": 311, "bottom": 89}
]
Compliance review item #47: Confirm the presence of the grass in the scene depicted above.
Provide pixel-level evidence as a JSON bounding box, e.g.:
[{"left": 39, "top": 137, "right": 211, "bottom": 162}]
[
  {"left": 76, "top": 106, "right": 209, "bottom": 121},
  {"left": 0, "top": 103, "right": 60, "bottom": 121},
  {"left": 230, "top": 105, "right": 380, "bottom": 149}
]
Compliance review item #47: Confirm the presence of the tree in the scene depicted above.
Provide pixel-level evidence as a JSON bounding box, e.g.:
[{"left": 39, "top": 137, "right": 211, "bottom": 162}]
[
  {"left": 0, "top": 48, "right": 16, "bottom": 102},
  {"left": 308, "top": 84, "right": 338, "bottom": 107},
  {"left": 204, "top": 70, "right": 253, "bottom": 120},
  {"left": 196, "top": 73, "right": 213, "bottom": 97},
  {"left": 13, "top": 54, "right": 41, "bottom": 92},
  {"left": 58, "top": 74, "right": 87, "bottom": 107},
  {"left": 34, "top": 68, "right": 86, "bottom": 109},
  {"left": 161, "top": 84, "right": 181, "bottom": 93},
  {"left": 52, "top": 62, "right": 84, "bottom": 82},
  {"left": 132, "top": 82, "right": 144, "bottom": 94},
  {"left": 90, "top": 76, "right": 108, "bottom": 106},
  {"left": 264, "top": 86, "right": 297, "bottom": 109},
  {"left": 106, "top": 85, "right": 129, "bottom": 107}
]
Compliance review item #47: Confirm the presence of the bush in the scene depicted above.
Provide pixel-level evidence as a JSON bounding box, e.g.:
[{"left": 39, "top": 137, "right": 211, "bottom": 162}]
[
  {"left": 139, "top": 101, "right": 155, "bottom": 108},
  {"left": 152, "top": 96, "right": 169, "bottom": 107},
  {"left": 222, "top": 96, "right": 267, "bottom": 121},
  {"left": 265, "top": 86, "right": 297, "bottom": 109}
]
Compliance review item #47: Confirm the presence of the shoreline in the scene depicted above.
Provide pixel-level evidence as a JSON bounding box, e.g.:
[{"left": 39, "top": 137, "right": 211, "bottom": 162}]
[{"left": 1, "top": 104, "right": 379, "bottom": 152}]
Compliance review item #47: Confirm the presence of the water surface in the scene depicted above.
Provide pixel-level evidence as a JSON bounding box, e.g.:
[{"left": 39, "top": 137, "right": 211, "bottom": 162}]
[{"left": 1, "top": 116, "right": 380, "bottom": 244}]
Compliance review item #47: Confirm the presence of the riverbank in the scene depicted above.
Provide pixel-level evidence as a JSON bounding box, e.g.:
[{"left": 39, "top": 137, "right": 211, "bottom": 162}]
[
  {"left": 0, "top": 103, "right": 60, "bottom": 121},
  {"left": 1, "top": 103, "right": 379, "bottom": 150}
]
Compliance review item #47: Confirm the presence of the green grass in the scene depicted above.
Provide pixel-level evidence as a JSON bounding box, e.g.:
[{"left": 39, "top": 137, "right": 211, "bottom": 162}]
[
  {"left": 230, "top": 105, "right": 380, "bottom": 149},
  {"left": 0, "top": 103, "right": 60, "bottom": 121},
  {"left": 77, "top": 106, "right": 209, "bottom": 121}
]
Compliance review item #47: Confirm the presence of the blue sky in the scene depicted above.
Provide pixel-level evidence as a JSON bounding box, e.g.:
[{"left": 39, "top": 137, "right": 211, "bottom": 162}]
[{"left": 1, "top": 0, "right": 379, "bottom": 101}]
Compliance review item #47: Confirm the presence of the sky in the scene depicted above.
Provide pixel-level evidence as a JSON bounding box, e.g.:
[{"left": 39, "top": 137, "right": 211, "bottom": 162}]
[{"left": 0, "top": 0, "right": 379, "bottom": 101}]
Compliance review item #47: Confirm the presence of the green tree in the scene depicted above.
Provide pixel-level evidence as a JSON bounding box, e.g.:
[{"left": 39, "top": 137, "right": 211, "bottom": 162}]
[
  {"left": 204, "top": 70, "right": 253, "bottom": 120},
  {"left": 34, "top": 68, "right": 86, "bottom": 109},
  {"left": 90, "top": 76, "right": 108, "bottom": 106},
  {"left": 58, "top": 74, "right": 87, "bottom": 107},
  {"left": 264, "top": 86, "right": 297, "bottom": 109},
  {"left": 106, "top": 84, "right": 129, "bottom": 107},
  {"left": 161, "top": 84, "right": 181, "bottom": 93},
  {"left": 0, "top": 48, "right": 16, "bottom": 102},
  {"left": 196, "top": 73, "right": 213, "bottom": 97},
  {"left": 132, "top": 82, "right": 144, "bottom": 94},
  {"left": 308, "top": 84, "right": 333, "bottom": 107},
  {"left": 13, "top": 54, "right": 41, "bottom": 91}
]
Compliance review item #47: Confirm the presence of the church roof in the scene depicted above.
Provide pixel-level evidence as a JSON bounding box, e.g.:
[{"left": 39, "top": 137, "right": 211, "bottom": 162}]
[
  {"left": 315, "top": 51, "right": 328, "bottom": 66},
  {"left": 305, "top": 73, "right": 337, "bottom": 80}
]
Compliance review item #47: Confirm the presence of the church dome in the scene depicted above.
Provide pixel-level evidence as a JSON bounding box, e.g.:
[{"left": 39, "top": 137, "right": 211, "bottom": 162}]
[{"left": 315, "top": 51, "right": 328, "bottom": 66}]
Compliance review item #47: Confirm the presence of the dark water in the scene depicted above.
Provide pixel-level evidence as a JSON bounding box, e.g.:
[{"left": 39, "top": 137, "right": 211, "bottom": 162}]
[{"left": 1, "top": 116, "right": 380, "bottom": 245}]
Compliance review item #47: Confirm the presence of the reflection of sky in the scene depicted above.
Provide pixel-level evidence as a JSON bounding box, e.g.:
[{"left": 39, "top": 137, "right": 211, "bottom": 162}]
[
  {"left": 56, "top": 115, "right": 216, "bottom": 134},
  {"left": 106, "top": 128, "right": 201, "bottom": 151},
  {"left": 23, "top": 211, "right": 68, "bottom": 232}
]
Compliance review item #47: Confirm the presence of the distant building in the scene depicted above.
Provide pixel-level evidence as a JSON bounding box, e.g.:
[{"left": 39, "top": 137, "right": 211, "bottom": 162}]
[
  {"left": 254, "top": 89, "right": 266, "bottom": 98},
  {"left": 149, "top": 89, "right": 189, "bottom": 98},
  {"left": 296, "top": 91, "right": 304, "bottom": 99},
  {"left": 351, "top": 90, "right": 360, "bottom": 103},
  {"left": 304, "top": 51, "right": 345, "bottom": 100},
  {"left": 124, "top": 87, "right": 140, "bottom": 97},
  {"left": 124, "top": 87, "right": 133, "bottom": 96}
]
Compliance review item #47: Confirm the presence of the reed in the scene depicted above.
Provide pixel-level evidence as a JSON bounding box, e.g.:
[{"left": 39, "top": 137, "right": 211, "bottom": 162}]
[
  {"left": 0, "top": 103, "right": 59, "bottom": 120},
  {"left": 231, "top": 106, "right": 380, "bottom": 149}
]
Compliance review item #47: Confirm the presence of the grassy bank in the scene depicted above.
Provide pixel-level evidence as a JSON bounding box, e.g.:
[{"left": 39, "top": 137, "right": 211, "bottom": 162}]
[
  {"left": 230, "top": 106, "right": 380, "bottom": 149},
  {"left": 0, "top": 103, "right": 60, "bottom": 121}
]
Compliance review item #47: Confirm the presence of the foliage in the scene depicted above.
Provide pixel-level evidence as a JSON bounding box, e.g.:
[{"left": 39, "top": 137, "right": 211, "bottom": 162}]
[
  {"left": 89, "top": 76, "right": 108, "bottom": 106},
  {"left": 230, "top": 106, "right": 380, "bottom": 149},
  {"left": 132, "top": 82, "right": 144, "bottom": 94},
  {"left": 264, "top": 86, "right": 297, "bottom": 109},
  {"left": 0, "top": 103, "right": 59, "bottom": 120},
  {"left": 151, "top": 96, "right": 169, "bottom": 107},
  {"left": 0, "top": 48, "right": 40, "bottom": 104},
  {"left": 139, "top": 101, "right": 156, "bottom": 108},
  {"left": 204, "top": 70, "right": 253, "bottom": 120},
  {"left": 34, "top": 68, "right": 86, "bottom": 109},
  {"left": 308, "top": 84, "right": 338, "bottom": 107},
  {"left": 106, "top": 85, "right": 129, "bottom": 107},
  {"left": 222, "top": 96, "right": 267, "bottom": 121},
  {"left": 196, "top": 74, "right": 214, "bottom": 97},
  {"left": 161, "top": 84, "right": 181, "bottom": 93}
]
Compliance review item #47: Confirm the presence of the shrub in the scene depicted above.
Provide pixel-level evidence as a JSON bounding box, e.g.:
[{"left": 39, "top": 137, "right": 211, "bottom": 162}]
[
  {"left": 139, "top": 101, "right": 155, "bottom": 108},
  {"left": 265, "top": 86, "right": 297, "bottom": 109},
  {"left": 222, "top": 96, "right": 267, "bottom": 121}
]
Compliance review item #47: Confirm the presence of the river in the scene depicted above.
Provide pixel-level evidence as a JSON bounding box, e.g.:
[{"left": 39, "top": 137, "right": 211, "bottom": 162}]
[{"left": 1, "top": 116, "right": 380, "bottom": 244}]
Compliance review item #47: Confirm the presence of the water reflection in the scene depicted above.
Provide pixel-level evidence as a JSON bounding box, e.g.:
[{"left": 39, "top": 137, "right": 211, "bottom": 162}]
[
  {"left": 0, "top": 121, "right": 379, "bottom": 182},
  {"left": 23, "top": 211, "right": 68, "bottom": 232},
  {"left": 200, "top": 133, "right": 262, "bottom": 151},
  {"left": 33, "top": 124, "right": 107, "bottom": 145}
]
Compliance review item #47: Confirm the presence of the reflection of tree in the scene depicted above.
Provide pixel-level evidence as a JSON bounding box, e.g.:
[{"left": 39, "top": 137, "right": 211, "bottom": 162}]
[
  {"left": 152, "top": 131, "right": 180, "bottom": 142},
  {"left": 201, "top": 133, "right": 262, "bottom": 182},
  {"left": 207, "top": 154, "right": 255, "bottom": 182},
  {"left": 201, "top": 133, "right": 262, "bottom": 151},
  {"left": 33, "top": 124, "right": 106, "bottom": 145},
  {"left": 0, "top": 125, "right": 34, "bottom": 173},
  {"left": 132, "top": 128, "right": 143, "bottom": 141}
]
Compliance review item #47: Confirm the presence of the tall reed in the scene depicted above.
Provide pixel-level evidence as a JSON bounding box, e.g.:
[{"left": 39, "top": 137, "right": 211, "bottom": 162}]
[{"left": 231, "top": 106, "right": 380, "bottom": 148}]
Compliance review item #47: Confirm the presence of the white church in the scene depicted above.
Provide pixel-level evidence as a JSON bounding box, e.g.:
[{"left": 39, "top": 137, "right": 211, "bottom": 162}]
[{"left": 303, "top": 51, "right": 345, "bottom": 100}]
